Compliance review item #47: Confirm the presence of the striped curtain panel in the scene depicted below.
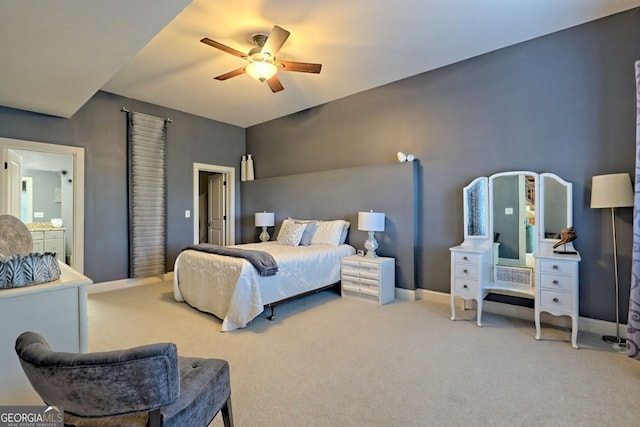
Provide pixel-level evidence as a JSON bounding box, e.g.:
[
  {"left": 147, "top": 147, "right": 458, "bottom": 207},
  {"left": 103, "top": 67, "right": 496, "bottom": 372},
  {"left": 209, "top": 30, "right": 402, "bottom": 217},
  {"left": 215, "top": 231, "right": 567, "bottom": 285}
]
[
  {"left": 629, "top": 60, "right": 640, "bottom": 359},
  {"left": 127, "top": 112, "right": 167, "bottom": 278}
]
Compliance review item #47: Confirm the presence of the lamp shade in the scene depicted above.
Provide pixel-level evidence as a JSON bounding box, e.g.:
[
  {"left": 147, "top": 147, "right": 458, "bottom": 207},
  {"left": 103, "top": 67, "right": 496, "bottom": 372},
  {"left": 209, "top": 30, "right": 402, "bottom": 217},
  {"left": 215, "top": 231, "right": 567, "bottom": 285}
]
[
  {"left": 590, "top": 173, "right": 634, "bottom": 208},
  {"left": 255, "top": 212, "right": 275, "bottom": 227},
  {"left": 358, "top": 211, "right": 385, "bottom": 232}
]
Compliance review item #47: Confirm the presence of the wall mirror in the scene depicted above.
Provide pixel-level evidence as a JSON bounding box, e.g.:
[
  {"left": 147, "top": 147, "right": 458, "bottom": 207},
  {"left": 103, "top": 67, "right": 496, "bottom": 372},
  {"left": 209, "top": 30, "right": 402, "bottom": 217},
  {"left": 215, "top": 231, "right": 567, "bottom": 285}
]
[{"left": 489, "top": 171, "right": 538, "bottom": 268}]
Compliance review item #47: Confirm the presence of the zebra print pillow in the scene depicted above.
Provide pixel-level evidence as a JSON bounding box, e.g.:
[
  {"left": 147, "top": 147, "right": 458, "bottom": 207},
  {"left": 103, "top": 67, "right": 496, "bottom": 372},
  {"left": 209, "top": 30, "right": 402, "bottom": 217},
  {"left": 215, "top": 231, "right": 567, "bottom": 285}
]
[{"left": 0, "top": 253, "right": 61, "bottom": 289}]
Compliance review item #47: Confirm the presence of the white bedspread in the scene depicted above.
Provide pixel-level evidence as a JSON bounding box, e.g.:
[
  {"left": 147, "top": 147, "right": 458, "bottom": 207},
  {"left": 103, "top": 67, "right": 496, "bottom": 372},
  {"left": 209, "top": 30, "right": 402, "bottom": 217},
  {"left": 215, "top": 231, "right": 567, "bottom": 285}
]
[{"left": 173, "top": 242, "right": 355, "bottom": 331}]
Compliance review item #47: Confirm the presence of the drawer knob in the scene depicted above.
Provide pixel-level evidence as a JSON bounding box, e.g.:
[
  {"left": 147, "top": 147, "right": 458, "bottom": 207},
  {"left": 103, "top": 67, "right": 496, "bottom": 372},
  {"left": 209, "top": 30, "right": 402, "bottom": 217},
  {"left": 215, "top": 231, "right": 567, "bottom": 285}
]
[
  {"left": 552, "top": 265, "right": 559, "bottom": 270},
  {"left": 553, "top": 297, "right": 559, "bottom": 303},
  {"left": 463, "top": 284, "right": 468, "bottom": 289},
  {"left": 463, "top": 269, "right": 468, "bottom": 274},
  {"left": 553, "top": 280, "right": 559, "bottom": 285},
  {"left": 463, "top": 256, "right": 468, "bottom": 261}
]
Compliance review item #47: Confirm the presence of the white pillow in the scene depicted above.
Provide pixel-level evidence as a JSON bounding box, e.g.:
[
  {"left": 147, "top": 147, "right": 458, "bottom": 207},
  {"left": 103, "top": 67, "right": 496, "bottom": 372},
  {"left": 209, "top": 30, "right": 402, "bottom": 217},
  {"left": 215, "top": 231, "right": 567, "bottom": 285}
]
[
  {"left": 276, "top": 219, "right": 294, "bottom": 241},
  {"left": 289, "top": 218, "right": 318, "bottom": 246},
  {"left": 278, "top": 221, "right": 307, "bottom": 246},
  {"left": 311, "top": 220, "right": 349, "bottom": 246}
]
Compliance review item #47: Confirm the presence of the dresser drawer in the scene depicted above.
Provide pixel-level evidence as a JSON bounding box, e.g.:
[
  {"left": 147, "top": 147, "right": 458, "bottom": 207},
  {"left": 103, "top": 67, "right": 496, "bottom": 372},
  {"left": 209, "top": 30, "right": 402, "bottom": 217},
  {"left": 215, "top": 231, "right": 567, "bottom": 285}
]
[
  {"left": 453, "top": 252, "right": 479, "bottom": 265},
  {"left": 341, "top": 275, "right": 379, "bottom": 288},
  {"left": 44, "top": 239, "right": 64, "bottom": 254},
  {"left": 540, "top": 289, "right": 573, "bottom": 312},
  {"left": 30, "top": 231, "right": 44, "bottom": 240},
  {"left": 44, "top": 230, "right": 64, "bottom": 240},
  {"left": 539, "top": 273, "right": 575, "bottom": 291},
  {"left": 453, "top": 277, "right": 480, "bottom": 296},
  {"left": 32, "top": 240, "right": 44, "bottom": 253},
  {"left": 453, "top": 263, "right": 478, "bottom": 279},
  {"left": 342, "top": 259, "right": 380, "bottom": 278},
  {"left": 539, "top": 259, "right": 574, "bottom": 275}
]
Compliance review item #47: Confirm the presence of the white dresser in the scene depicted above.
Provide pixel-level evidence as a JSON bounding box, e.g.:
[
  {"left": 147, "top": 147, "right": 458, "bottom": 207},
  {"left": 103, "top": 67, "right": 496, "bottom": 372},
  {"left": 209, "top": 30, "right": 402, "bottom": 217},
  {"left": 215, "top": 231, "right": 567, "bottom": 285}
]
[
  {"left": 449, "top": 245, "right": 491, "bottom": 326},
  {"left": 341, "top": 255, "right": 395, "bottom": 304},
  {"left": 30, "top": 227, "right": 66, "bottom": 262},
  {"left": 0, "top": 263, "right": 92, "bottom": 404},
  {"left": 535, "top": 251, "right": 581, "bottom": 348}
]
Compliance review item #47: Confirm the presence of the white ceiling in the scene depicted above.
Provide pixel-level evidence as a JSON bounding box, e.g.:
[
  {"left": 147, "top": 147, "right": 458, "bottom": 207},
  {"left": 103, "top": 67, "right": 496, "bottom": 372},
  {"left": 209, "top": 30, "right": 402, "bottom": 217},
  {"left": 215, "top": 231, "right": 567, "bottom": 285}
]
[{"left": 2, "top": 0, "right": 640, "bottom": 128}]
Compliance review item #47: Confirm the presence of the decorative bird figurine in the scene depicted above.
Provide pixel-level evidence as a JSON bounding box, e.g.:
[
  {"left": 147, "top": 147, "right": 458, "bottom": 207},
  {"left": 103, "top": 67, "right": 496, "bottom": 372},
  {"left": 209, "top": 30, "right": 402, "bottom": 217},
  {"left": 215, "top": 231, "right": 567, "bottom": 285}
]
[{"left": 553, "top": 226, "right": 577, "bottom": 250}]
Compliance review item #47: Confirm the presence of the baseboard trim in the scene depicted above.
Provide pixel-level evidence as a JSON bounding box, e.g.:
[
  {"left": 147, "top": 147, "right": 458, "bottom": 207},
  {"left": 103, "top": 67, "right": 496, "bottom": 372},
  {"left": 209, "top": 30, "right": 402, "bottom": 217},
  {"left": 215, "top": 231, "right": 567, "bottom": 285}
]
[
  {"left": 418, "top": 289, "right": 627, "bottom": 339},
  {"left": 88, "top": 275, "right": 167, "bottom": 294}
]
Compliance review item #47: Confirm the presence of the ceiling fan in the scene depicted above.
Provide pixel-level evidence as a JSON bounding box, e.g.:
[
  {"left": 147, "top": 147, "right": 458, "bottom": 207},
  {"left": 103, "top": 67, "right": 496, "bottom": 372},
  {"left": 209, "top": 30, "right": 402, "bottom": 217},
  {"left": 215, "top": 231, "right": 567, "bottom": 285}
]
[{"left": 200, "top": 25, "right": 322, "bottom": 93}]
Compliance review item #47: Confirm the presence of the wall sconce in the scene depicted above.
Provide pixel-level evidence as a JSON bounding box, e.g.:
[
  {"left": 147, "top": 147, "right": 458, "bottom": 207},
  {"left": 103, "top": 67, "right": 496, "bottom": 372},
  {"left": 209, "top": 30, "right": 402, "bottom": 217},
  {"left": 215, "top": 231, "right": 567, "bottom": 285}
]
[
  {"left": 358, "top": 210, "right": 385, "bottom": 258},
  {"left": 255, "top": 211, "right": 275, "bottom": 242},
  {"left": 397, "top": 152, "right": 415, "bottom": 162}
]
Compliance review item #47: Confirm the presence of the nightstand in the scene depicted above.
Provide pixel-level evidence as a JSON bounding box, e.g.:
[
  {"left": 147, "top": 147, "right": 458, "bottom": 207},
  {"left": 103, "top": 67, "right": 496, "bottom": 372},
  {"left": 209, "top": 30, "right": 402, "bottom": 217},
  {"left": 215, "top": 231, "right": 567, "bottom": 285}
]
[{"left": 340, "top": 255, "right": 395, "bottom": 304}]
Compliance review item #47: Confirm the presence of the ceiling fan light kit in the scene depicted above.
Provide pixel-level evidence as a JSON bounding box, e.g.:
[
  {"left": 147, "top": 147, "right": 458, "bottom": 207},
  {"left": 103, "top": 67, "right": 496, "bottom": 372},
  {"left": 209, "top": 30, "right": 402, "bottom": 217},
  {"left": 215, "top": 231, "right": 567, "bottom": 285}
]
[
  {"left": 246, "top": 61, "right": 277, "bottom": 82},
  {"left": 201, "top": 25, "right": 322, "bottom": 93}
]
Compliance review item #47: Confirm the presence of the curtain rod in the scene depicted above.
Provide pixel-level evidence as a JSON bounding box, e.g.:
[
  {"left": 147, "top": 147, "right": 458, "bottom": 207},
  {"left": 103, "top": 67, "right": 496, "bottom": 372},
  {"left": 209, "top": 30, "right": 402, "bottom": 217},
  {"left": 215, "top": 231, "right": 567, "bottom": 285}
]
[{"left": 121, "top": 107, "right": 172, "bottom": 123}]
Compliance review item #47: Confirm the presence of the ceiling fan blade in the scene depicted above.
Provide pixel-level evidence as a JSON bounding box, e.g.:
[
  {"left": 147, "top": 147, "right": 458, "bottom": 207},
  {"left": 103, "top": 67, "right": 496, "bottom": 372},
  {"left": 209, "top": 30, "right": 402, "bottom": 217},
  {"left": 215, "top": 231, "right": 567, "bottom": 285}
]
[
  {"left": 266, "top": 75, "right": 284, "bottom": 93},
  {"left": 262, "top": 25, "right": 290, "bottom": 58},
  {"left": 214, "top": 67, "right": 246, "bottom": 81},
  {"left": 201, "top": 37, "right": 246, "bottom": 59},
  {"left": 279, "top": 60, "right": 322, "bottom": 74}
]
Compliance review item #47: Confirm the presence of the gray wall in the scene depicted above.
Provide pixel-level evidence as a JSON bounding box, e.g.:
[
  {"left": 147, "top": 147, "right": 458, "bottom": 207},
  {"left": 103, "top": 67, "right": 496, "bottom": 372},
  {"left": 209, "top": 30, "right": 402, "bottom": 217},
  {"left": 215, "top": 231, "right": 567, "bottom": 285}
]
[
  {"left": 240, "top": 162, "right": 417, "bottom": 289},
  {"left": 0, "top": 91, "right": 245, "bottom": 283},
  {"left": 246, "top": 8, "right": 640, "bottom": 323}
]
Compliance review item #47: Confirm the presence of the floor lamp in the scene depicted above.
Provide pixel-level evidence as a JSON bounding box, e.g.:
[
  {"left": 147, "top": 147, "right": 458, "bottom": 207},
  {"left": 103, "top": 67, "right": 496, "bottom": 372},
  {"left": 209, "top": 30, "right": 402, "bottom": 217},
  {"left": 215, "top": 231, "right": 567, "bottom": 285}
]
[{"left": 590, "top": 173, "right": 634, "bottom": 351}]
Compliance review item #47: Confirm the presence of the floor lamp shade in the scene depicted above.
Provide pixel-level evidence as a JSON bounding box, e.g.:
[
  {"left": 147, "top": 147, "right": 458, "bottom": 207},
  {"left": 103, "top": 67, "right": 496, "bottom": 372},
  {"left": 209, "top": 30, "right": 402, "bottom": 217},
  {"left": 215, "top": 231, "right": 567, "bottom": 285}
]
[
  {"left": 590, "top": 173, "right": 634, "bottom": 351},
  {"left": 255, "top": 212, "right": 275, "bottom": 242},
  {"left": 590, "top": 173, "right": 634, "bottom": 208}
]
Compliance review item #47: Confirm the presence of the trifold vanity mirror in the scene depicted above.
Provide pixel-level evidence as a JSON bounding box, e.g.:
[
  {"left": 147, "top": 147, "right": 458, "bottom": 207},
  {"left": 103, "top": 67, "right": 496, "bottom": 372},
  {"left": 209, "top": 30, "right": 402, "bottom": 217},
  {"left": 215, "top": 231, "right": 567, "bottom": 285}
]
[{"left": 452, "top": 171, "right": 581, "bottom": 348}]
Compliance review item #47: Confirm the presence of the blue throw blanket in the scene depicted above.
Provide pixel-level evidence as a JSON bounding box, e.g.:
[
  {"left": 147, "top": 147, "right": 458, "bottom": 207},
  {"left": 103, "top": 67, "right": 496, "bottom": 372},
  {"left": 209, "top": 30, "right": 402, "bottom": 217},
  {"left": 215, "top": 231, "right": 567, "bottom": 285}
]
[{"left": 182, "top": 244, "right": 278, "bottom": 277}]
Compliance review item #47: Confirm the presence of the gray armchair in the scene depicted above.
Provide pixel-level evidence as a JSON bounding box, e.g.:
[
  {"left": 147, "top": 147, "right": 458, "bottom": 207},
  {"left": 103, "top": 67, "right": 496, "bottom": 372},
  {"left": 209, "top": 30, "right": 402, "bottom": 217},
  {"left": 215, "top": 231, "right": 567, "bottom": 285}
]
[{"left": 15, "top": 332, "right": 233, "bottom": 427}]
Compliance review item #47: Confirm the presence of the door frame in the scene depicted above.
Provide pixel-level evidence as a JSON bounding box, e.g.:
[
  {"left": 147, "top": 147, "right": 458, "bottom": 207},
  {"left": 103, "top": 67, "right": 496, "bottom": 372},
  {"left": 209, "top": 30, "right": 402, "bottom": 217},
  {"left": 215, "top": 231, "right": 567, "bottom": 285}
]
[
  {"left": 0, "top": 137, "right": 85, "bottom": 273},
  {"left": 192, "top": 163, "right": 235, "bottom": 245}
]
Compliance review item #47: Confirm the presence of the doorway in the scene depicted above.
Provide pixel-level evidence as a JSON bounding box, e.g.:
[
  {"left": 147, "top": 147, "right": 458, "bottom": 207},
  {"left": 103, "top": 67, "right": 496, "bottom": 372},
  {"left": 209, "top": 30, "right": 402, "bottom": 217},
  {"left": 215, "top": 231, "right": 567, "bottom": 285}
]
[
  {"left": 1, "top": 137, "right": 85, "bottom": 273},
  {"left": 192, "top": 163, "right": 235, "bottom": 246}
]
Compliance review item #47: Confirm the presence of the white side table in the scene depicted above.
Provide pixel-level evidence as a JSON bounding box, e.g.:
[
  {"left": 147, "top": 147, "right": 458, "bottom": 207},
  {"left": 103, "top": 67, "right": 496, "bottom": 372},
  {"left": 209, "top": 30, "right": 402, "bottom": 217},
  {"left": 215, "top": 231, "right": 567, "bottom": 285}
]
[{"left": 341, "top": 255, "right": 395, "bottom": 304}]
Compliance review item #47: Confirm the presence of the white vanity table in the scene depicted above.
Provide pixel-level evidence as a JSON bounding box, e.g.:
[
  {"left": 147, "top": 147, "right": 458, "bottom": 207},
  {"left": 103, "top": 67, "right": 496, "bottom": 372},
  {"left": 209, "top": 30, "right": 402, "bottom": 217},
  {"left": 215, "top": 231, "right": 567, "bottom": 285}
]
[{"left": 450, "top": 171, "right": 581, "bottom": 348}]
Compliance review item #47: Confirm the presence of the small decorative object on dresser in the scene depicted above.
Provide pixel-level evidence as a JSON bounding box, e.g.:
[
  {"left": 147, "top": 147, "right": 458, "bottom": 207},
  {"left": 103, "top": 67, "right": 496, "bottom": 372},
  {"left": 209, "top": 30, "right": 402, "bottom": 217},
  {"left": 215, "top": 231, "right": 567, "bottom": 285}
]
[
  {"left": 552, "top": 226, "right": 577, "bottom": 254},
  {"left": 341, "top": 255, "right": 395, "bottom": 304},
  {"left": 255, "top": 211, "right": 275, "bottom": 242},
  {"left": 358, "top": 211, "right": 385, "bottom": 258}
]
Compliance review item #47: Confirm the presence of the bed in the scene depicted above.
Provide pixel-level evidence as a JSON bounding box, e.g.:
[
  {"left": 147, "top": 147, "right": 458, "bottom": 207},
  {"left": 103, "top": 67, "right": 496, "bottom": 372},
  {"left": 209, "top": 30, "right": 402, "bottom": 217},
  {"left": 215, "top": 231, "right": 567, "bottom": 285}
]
[{"left": 173, "top": 219, "right": 355, "bottom": 331}]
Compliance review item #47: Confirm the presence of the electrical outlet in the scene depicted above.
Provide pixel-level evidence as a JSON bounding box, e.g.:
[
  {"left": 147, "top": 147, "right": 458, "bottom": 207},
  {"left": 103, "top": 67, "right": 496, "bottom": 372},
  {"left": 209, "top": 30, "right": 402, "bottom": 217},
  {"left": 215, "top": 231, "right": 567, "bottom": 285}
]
[
  {"left": 185, "top": 210, "right": 191, "bottom": 218},
  {"left": 505, "top": 207, "right": 513, "bottom": 215},
  {"left": 34, "top": 212, "right": 44, "bottom": 218}
]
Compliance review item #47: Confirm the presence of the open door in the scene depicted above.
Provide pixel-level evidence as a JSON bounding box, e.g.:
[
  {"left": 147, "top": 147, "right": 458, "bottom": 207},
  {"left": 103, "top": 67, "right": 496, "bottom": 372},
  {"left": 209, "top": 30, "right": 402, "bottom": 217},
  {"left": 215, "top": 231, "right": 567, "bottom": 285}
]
[{"left": 207, "top": 174, "right": 226, "bottom": 245}]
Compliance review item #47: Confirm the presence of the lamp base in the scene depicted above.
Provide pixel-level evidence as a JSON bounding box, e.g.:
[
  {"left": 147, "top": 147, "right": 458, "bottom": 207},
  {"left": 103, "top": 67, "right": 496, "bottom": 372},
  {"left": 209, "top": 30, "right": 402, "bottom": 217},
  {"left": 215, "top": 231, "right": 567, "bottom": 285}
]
[
  {"left": 602, "top": 335, "right": 627, "bottom": 352},
  {"left": 259, "top": 227, "right": 270, "bottom": 242}
]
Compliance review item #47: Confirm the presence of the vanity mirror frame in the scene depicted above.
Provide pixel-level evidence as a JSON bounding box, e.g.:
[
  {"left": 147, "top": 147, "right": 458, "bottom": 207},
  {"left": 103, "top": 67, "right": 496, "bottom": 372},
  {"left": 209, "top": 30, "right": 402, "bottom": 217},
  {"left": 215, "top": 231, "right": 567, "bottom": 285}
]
[
  {"left": 462, "top": 176, "right": 489, "bottom": 243},
  {"left": 538, "top": 172, "right": 573, "bottom": 254}
]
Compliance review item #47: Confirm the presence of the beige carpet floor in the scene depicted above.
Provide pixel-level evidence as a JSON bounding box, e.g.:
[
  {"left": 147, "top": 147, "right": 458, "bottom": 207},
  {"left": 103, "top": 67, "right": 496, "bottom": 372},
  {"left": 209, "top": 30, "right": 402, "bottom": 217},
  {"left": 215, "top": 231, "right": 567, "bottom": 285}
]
[{"left": 88, "top": 281, "right": 640, "bottom": 427}]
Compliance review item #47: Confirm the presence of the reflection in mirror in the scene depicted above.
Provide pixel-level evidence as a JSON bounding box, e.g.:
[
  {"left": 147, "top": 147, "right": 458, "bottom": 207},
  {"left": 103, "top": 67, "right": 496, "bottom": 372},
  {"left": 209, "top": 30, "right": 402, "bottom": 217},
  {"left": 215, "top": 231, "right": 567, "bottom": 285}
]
[
  {"left": 464, "top": 177, "right": 488, "bottom": 239},
  {"left": 542, "top": 175, "right": 569, "bottom": 239},
  {"left": 491, "top": 173, "right": 536, "bottom": 268}
]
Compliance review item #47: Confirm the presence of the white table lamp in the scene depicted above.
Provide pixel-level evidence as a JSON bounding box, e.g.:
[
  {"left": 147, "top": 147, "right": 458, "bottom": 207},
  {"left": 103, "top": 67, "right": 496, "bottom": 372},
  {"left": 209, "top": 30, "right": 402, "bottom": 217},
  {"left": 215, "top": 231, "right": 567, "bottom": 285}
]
[
  {"left": 255, "top": 212, "right": 275, "bottom": 242},
  {"left": 591, "top": 173, "right": 634, "bottom": 351},
  {"left": 358, "top": 211, "right": 385, "bottom": 258}
]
